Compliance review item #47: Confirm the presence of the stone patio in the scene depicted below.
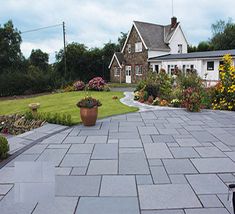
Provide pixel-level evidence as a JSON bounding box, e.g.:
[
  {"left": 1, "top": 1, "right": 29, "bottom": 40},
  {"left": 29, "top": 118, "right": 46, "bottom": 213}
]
[{"left": 0, "top": 109, "right": 235, "bottom": 213}]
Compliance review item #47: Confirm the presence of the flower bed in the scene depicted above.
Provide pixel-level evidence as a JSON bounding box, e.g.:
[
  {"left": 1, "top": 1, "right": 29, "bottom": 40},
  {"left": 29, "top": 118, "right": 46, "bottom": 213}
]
[
  {"left": 0, "top": 114, "right": 45, "bottom": 135},
  {"left": 134, "top": 69, "right": 206, "bottom": 111}
]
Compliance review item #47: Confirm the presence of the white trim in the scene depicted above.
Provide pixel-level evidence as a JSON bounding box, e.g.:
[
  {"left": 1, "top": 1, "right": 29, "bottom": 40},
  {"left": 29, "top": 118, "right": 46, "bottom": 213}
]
[
  {"left": 168, "top": 24, "right": 189, "bottom": 45},
  {"left": 108, "top": 53, "right": 122, "bottom": 69},
  {"left": 121, "top": 23, "right": 148, "bottom": 53}
]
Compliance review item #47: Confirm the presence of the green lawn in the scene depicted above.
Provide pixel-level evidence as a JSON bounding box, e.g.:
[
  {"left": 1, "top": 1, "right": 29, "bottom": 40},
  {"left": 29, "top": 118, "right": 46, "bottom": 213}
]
[{"left": 0, "top": 91, "right": 138, "bottom": 124}]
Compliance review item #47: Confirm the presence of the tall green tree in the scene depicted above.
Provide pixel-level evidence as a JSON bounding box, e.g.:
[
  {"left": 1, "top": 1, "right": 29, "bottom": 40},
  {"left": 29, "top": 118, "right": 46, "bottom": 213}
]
[
  {"left": 0, "top": 20, "right": 23, "bottom": 73},
  {"left": 29, "top": 49, "right": 49, "bottom": 71},
  {"left": 210, "top": 19, "right": 235, "bottom": 50},
  {"left": 197, "top": 41, "right": 211, "bottom": 52},
  {"left": 117, "top": 32, "right": 127, "bottom": 51}
]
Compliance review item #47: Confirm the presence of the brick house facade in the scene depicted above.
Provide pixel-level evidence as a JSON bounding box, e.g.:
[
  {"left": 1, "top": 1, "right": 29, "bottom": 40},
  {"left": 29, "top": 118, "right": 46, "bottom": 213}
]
[{"left": 109, "top": 17, "right": 189, "bottom": 83}]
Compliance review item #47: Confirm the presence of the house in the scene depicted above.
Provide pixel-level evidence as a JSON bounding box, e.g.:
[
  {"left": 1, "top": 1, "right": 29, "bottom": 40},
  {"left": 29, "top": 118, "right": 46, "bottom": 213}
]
[{"left": 109, "top": 17, "right": 235, "bottom": 85}]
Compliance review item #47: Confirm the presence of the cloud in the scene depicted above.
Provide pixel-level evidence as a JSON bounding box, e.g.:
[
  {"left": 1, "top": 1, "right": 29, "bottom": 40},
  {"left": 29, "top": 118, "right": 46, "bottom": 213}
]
[{"left": 1, "top": 0, "right": 235, "bottom": 62}]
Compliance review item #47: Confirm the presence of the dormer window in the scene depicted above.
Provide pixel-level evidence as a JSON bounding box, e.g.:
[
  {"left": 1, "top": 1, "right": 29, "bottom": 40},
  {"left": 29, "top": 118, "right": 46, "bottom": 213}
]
[
  {"left": 127, "top": 44, "right": 131, "bottom": 53},
  {"left": 178, "top": 44, "right": 183, "bottom": 53},
  {"left": 135, "top": 42, "right": 142, "bottom": 52}
]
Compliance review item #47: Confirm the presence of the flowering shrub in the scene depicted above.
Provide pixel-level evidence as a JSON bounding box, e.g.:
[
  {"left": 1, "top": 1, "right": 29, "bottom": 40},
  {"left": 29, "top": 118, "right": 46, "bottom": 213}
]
[
  {"left": 73, "top": 80, "right": 85, "bottom": 91},
  {"left": 182, "top": 87, "right": 202, "bottom": 112},
  {"left": 88, "top": 77, "right": 106, "bottom": 91},
  {"left": 0, "top": 135, "right": 9, "bottom": 159},
  {"left": 159, "top": 99, "right": 169, "bottom": 106},
  {"left": 212, "top": 54, "right": 235, "bottom": 111},
  {"left": 77, "top": 96, "right": 102, "bottom": 108},
  {"left": 171, "top": 99, "right": 181, "bottom": 107}
]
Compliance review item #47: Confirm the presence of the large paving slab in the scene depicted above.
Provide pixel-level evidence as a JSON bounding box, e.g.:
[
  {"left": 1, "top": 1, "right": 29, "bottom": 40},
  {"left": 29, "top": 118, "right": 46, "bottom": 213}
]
[
  {"left": 163, "top": 159, "right": 198, "bottom": 174},
  {"left": 191, "top": 158, "right": 235, "bottom": 173},
  {"left": 55, "top": 176, "right": 101, "bottom": 196},
  {"left": 76, "top": 197, "right": 140, "bottom": 214},
  {"left": 144, "top": 143, "right": 173, "bottom": 159},
  {"left": 138, "top": 184, "right": 202, "bottom": 210},
  {"left": 186, "top": 174, "right": 228, "bottom": 194},
  {"left": 100, "top": 175, "right": 137, "bottom": 196}
]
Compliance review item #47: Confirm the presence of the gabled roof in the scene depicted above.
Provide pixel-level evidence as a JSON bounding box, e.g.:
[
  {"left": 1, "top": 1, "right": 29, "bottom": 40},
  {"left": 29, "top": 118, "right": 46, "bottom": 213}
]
[
  {"left": 149, "top": 49, "right": 235, "bottom": 61},
  {"left": 122, "top": 21, "right": 179, "bottom": 52},
  {"left": 108, "top": 52, "right": 124, "bottom": 68}
]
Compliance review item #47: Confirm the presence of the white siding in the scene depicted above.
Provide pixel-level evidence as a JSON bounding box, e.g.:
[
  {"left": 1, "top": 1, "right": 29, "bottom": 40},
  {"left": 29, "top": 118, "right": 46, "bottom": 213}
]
[
  {"left": 150, "top": 58, "right": 226, "bottom": 81},
  {"left": 169, "top": 26, "right": 188, "bottom": 54}
]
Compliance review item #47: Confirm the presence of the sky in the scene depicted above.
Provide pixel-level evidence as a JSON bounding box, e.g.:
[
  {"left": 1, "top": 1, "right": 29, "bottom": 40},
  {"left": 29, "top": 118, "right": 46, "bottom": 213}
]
[{"left": 1, "top": 0, "right": 235, "bottom": 62}]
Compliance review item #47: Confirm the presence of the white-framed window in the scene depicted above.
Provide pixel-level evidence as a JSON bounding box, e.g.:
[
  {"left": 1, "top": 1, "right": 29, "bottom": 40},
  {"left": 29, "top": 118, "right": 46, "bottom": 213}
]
[
  {"left": 135, "top": 65, "right": 143, "bottom": 76},
  {"left": 135, "top": 42, "right": 142, "bottom": 52},
  {"left": 154, "top": 65, "right": 159, "bottom": 73},
  {"left": 167, "top": 65, "right": 177, "bottom": 75},
  {"left": 178, "top": 44, "right": 183, "bottom": 53},
  {"left": 127, "top": 44, "right": 131, "bottom": 53},
  {"left": 207, "top": 61, "right": 214, "bottom": 70},
  {"left": 114, "top": 67, "right": 120, "bottom": 76}
]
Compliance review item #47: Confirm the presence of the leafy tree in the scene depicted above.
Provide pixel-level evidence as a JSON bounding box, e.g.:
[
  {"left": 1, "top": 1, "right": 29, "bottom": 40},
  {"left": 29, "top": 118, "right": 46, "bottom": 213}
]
[
  {"left": 0, "top": 20, "right": 23, "bottom": 73},
  {"left": 210, "top": 19, "right": 235, "bottom": 50},
  {"left": 188, "top": 45, "right": 197, "bottom": 53},
  {"left": 117, "top": 32, "right": 127, "bottom": 51},
  {"left": 29, "top": 49, "right": 49, "bottom": 71},
  {"left": 197, "top": 41, "right": 211, "bottom": 52}
]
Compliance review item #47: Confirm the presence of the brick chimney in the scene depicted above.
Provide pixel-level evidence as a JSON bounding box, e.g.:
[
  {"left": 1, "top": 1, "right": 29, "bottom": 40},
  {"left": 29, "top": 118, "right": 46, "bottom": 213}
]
[{"left": 171, "top": 17, "right": 177, "bottom": 28}]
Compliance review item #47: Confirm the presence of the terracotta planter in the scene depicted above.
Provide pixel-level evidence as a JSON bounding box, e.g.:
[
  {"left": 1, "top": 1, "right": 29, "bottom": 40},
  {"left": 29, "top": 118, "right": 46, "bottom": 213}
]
[{"left": 80, "top": 107, "right": 98, "bottom": 126}]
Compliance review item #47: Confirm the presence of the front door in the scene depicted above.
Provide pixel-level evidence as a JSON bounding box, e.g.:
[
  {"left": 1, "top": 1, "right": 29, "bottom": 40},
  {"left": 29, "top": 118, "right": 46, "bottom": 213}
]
[{"left": 125, "top": 66, "right": 131, "bottom": 83}]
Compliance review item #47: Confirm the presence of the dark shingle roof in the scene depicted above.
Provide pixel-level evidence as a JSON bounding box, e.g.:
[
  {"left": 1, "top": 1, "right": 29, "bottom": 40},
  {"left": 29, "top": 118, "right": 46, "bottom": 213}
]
[
  {"left": 149, "top": 49, "right": 235, "bottom": 61},
  {"left": 134, "top": 21, "right": 178, "bottom": 50},
  {"left": 115, "top": 52, "right": 124, "bottom": 64}
]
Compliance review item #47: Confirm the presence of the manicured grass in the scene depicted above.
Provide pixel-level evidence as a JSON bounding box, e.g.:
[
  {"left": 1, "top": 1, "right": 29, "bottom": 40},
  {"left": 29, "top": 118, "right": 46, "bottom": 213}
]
[{"left": 0, "top": 91, "right": 138, "bottom": 124}]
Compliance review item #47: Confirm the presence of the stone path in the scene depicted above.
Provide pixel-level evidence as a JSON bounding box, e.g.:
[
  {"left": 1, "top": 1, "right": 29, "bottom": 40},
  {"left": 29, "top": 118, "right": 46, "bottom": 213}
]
[
  {"left": 120, "top": 92, "right": 179, "bottom": 112},
  {"left": 3, "top": 123, "right": 68, "bottom": 155},
  {"left": 0, "top": 109, "right": 235, "bottom": 213}
]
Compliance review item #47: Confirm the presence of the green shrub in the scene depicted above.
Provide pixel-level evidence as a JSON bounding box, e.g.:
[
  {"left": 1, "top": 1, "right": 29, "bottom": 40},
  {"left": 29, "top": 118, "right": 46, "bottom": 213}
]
[
  {"left": 135, "top": 71, "right": 172, "bottom": 100},
  {"left": 25, "top": 111, "right": 73, "bottom": 126},
  {"left": 143, "top": 91, "right": 149, "bottom": 101},
  {"left": 177, "top": 72, "right": 203, "bottom": 90},
  {"left": 157, "top": 72, "right": 173, "bottom": 100},
  {"left": 0, "top": 136, "right": 9, "bottom": 159}
]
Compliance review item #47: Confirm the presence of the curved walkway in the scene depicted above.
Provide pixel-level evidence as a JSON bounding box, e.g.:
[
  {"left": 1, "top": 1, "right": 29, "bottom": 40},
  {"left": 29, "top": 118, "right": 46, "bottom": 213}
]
[{"left": 120, "top": 91, "right": 179, "bottom": 112}]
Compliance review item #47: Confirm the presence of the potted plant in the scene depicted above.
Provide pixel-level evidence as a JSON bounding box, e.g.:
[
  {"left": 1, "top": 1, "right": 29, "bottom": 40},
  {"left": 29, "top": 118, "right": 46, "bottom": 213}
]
[{"left": 76, "top": 96, "right": 102, "bottom": 126}]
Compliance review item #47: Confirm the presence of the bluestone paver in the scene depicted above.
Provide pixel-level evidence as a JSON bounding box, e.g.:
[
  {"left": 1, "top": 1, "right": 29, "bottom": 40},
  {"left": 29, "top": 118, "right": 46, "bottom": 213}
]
[
  {"left": 163, "top": 159, "right": 197, "bottom": 174},
  {"left": 87, "top": 160, "right": 118, "bottom": 175},
  {"left": 100, "top": 175, "right": 137, "bottom": 196},
  {"left": 191, "top": 158, "right": 235, "bottom": 173},
  {"left": 186, "top": 174, "right": 228, "bottom": 194},
  {"left": 91, "top": 144, "right": 118, "bottom": 159},
  {"left": 138, "top": 184, "right": 201, "bottom": 209},
  {"left": 55, "top": 176, "right": 101, "bottom": 196},
  {"left": 60, "top": 154, "right": 90, "bottom": 167},
  {"left": 76, "top": 197, "right": 140, "bottom": 214},
  {"left": 144, "top": 143, "right": 173, "bottom": 159}
]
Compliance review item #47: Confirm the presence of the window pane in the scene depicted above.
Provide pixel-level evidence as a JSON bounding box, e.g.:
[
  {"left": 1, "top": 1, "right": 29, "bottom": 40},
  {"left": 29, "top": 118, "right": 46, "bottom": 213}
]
[{"left": 207, "top": 61, "right": 214, "bottom": 70}]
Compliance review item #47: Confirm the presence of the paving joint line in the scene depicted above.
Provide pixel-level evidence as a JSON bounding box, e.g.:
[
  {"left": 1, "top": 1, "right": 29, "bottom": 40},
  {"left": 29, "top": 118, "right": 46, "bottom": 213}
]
[{"left": 0, "top": 126, "right": 70, "bottom": 169}]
